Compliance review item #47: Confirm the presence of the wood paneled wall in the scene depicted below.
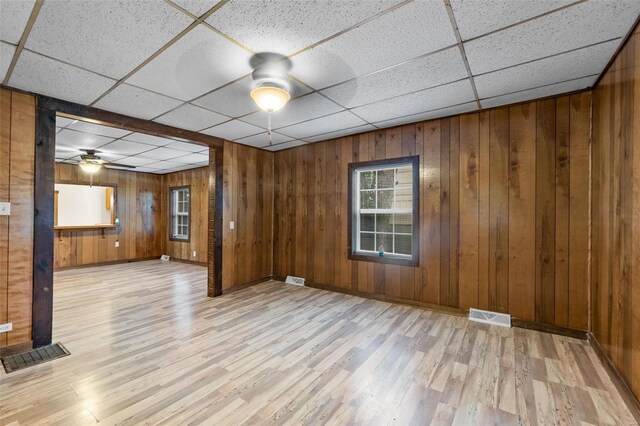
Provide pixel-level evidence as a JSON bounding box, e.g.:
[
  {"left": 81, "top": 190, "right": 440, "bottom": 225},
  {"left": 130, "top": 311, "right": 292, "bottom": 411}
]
[
  {"left": 273, "top": 92, "right": 592, "bottom": 330},
  {"left": 54, "top": 163, "right": 163, "bottom": 268},
  {"left": 161, "top": 166, "right": 208, "bottom": 264},
  {"left": 0, "top": 89, "right": 35, "bottom": 348},
  {"left": 592, "top": 24, "right": 640, "bottom": 401},
  {"left": 222, "top": 141, "right": 274, "bottom": 290}
]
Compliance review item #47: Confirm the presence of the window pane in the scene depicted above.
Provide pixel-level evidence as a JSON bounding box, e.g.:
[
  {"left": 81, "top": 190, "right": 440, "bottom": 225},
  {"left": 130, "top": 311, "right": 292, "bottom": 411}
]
[
  {"left": 396, "top": 167, "right": 412, "bottom": 188},
  {"left": 360, "top": 171, "right": 375, "bottom": 190},
  {"left": 360, "top": 190, "right": 375, "bottom": 209},
  {"left": 394, "top": 214, "right": 412, "bottom": 234},
  {"left": 395, "top": 188, "right": 412, "bottom": 210},
  {"left": 377, "top": 190, "right": 393, "bottom": 209},
  {"left": 360, "top": 233, "right": 375, "bottom": 251},
  {"left": 376, "top": 233, "right": 393, "bottom": 253},
  {"left": 361, "top": 214, "right": 375, "bottom": 232},
  {"left": 377, "top": 169, "right": 394, "bottom": 189},
  {"left": 376, "top": 214, "right": 392, "bottom": 232},
  {"left": 395, "top": 234, "right": 412, "bottom": 255}
]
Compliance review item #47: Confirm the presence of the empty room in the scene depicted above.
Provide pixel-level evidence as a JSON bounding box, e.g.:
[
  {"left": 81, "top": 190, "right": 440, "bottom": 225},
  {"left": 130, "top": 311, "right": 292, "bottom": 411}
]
[{"left": 0, "top": 0, "right": 639, "bottom": 425}]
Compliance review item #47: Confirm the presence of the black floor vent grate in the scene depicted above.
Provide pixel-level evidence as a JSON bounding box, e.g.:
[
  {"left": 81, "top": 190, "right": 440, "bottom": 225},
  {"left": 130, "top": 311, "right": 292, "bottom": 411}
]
[{"left": 1, "top": 343, "right": 70, "bottom": 373}]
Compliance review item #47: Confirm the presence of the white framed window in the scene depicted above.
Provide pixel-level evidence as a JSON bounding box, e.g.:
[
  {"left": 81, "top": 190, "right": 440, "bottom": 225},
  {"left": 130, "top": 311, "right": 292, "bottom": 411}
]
[
  {"left": 170, "top": 186, "right": 190, "bottom": 241},
  {"left": 348, "top": 156, "right": 419, "bottom": 266}
]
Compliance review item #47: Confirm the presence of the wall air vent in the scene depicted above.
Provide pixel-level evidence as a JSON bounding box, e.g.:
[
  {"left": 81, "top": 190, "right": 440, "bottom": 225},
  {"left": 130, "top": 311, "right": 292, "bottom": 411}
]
[
  {"left": 469, "top": 308, "right": 511, "bottom": 328},
  {"left": 285, "top": 276, "right": 305, "bottom": 286}
]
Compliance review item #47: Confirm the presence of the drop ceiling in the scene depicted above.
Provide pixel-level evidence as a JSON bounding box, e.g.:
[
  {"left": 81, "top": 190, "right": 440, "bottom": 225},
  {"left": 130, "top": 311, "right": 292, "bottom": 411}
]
[
  {"left": 2, "top": 0, "right": 639, "bottom": 151},
  {"left": 55, "top": 116, "right": 209, "bottom": 174}
]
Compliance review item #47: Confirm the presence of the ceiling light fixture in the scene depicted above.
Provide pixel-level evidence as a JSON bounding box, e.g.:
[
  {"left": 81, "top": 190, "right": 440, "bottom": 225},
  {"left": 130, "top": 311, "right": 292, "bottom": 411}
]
[
  {"left": 79, "top": 161, "right": 102, "bottom": 174},
  {"left": 250, "top": 60, "right": 291, "bottom": 146}
]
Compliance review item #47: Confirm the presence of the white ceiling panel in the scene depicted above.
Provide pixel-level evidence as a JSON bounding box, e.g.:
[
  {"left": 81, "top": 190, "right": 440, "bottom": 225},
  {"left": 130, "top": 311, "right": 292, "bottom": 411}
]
[
  {"left": 108, "top": 156, "right": 158, "bottom": 167},
  {"left": 201, "top": 119, "right": 264, "bottom": 140},
  {"left": 170, "top": 152, "right": 209, "bottom": 164},
  {"left": 66, "top": 120, "right": 131, "bottom": 138},
  {"left": 241, "top": 93, "right": 343, "bottom": 129},
  {"left": 90, "top": 151, "right": 126, "bottom": 162},
  {"left": 264, "top": 140, "right": 309, "bottom": 152},
  {"left": 55, "top": 146, "right": 79, "bottom": 160},
  {"left": 305, "top": 124, "right": 377, "bottom": 143},
  {"left": 1, "top": 42, "right": 16, "bottom": 82},
  {"left": 277, "top": 111, "right": 367, "bottom": 139},
  {"left": 0, "top": 0, "right": 35, "bottom": 44},
  {"left": 234, "top": 131, "right": 293, "bottom": 148},
  {"left": 163, "top": 141, "right": 209, "bottom": 153},
  {"left": 122, "top": 132, "right": 175, "bottom": 147},
  {"left": 127, "top": 26, "right": 251, "bottom": 101},
  {"left": 9, "top": 50, "right": 116, "bottom": 105},
  {"left": 192, "top": 76, "right": 259, "bottom": 117},
  {"left": 480, "top": 75, "right": 596, "bottom": 109},
  {"left": 154, "top": 103, "right": 228, "bottom": 131},
  {"left": 475, "top": 40, "right": 618, "bottom": 99},
  {"left": 98, "top": 140, "right": 157, "bottom": 156},
  {"left": 351, "top": 79, "right": 476, "bottom": 123},
  {"left": 451, "top": 0, "right": 574, "bottom": 41},
  {"left": 144, "top": 160, "right": 192, "bottom": 170},
  {"left": 373, "top": 102, "right": 478, "bottom": 128},
  {"left": 55, "top": 129, "right": 114, "bottom": 150},
  {"left": 25, "top": 0, "right": 193, "bottom": 79},
  {"left": 93, "top": 84, "right": 183, "bottom": 120},
  {"left": 320, "top": 47, "right": 467, "bottom": 108},
  {"left": 465, "top": 0, "right": 640, "bottom": 75},
  {"left": 170, "top": 0, "right": 217, "bottom": 17},
  {"left": 206, "top": 0, "right": 402, "bottom": 55},
  {"left": 137, "top": 147, "right": 193, "bottom": 161},
  {"left": 291, "top": 0, "right": 456, "bottom": 89}
]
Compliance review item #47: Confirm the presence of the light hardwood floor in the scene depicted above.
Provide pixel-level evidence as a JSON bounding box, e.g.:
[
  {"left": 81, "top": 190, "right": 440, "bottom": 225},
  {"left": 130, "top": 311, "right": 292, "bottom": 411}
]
[{"left": 0, "top": 261, "right": 635, "bottom": 425}]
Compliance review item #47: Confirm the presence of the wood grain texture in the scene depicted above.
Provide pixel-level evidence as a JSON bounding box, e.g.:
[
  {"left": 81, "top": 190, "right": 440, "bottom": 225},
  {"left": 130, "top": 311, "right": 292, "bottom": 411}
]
[
  {"left": 53, "top": 164, "right": 163, "bottom": 269},
  {"left": 0, "top": 261, "right": 634, "bottom": 425},
  {"left": 591, "top": 23, "right": 640, "bottom": 403},
  {"left": 273, "top": 93, "right": 592, "bottom": 330},
  {"left": 222, "top": 141, "right": 273, "bottom": 290}
]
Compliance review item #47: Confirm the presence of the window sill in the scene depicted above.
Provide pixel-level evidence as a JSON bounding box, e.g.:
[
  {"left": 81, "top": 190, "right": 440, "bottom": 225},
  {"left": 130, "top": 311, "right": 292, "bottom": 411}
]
[{"left": 348, "top": 252, "right": 418, "bottom": 267}]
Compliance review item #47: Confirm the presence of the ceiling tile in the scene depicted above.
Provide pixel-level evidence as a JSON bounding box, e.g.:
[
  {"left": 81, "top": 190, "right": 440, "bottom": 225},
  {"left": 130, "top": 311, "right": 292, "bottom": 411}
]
[
  {"left": 91, "top": 151, "right": 126, "bottom": 162},
  {"left": 55, "top": 147, "right": 78, "bottom": 160},
  {"left": 320, "top": 47, "right": 467, "bottom": 108},
  {"left": 154, "top": 103, "right": 228, "bottom": 131},
  {"left": 192, "top": 76, "right": 258, "bottom": 117},
  {"left": 25, "top": 0, "right": 193, "bottom": 79},
  {"left": 122, "top": 132, "right": 175, "bottom": 146},
  {"left": 144, "top": 160, "right": 191, "bottom": 170},
  {"left": 465, "top": 0, "right": 640, "bottom": 75},
  {"left": 373, "top": 102, "right": 478, "bottom": 128},
  {"left": 66, "top": 120, "right": 131, "bottom": 138},
  {"left": 9, "top": 50, "right": 116, "bottom": 105},
  {"left": 93, "top": 84, "right": 183, "bottom": 120},
  {"left": 1, "top": 42, "right": 16, "bottom": 82},
  {"left": 480, "top": 75, "right": 596, "bottom": 109},
  {"left": 98, "top": 140, "right": 157, "bottom": 156},
  {"left": 277, "top": 110, "right": 367, "bottom": 139},
  {"left": 55, "top": 116, "right": 78, "bottom": 128},
  {"left": 170, "top": 152, "right": 209, "bottom": 164},
  {"left": 110, "top": 156, "right": 158, "bottom": 167},
  {"left": 351, "top": 79, "right": 475, "bottom": 123},
  {"left": 206, "top": 0, "right": 402, "bottom": 55},
  {"left": 305, "top": 124, "right": 377, "bottom": 142},
  {"left": 264, "top": 140, "right": 308, "bottom": 152},
  {"left": 137, "top": 147, "right": 192, "bottom": 161},
  {"left": 163, "top": 141, "right": 209, "bottom": 153},
  {"left": 241, "top": 93, "right": 343, "bottom": 129},
  {"left": 55, "top": 129, "right": 114, "bottom": 150},
  {"left": 0, "top": 0, "right": 35, "bottom": 44},
  {"left": 170, "top": 0, "right": 217, "bottom": 17},
  {"left": 450, "top": 0, "right": 573, "bottom": 41},
  {"left": 291, "top": 0, "right": 456, "bottom": 89},
  {"left": 234, "top": 131, "right": 293, "bottom": 148},
  {"left": 475, "top": 40, "right": 617, "bottom": 99},
  {"left": 126, "top": 26, "right": 252, "bottom": 101},
  {"left": 201, "top": 119, "right": 264, "bottom": 140}
]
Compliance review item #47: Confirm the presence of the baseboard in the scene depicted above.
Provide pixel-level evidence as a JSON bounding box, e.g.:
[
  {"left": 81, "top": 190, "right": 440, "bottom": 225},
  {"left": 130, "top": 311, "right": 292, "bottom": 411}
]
[
  {"left": 53, "top": 256, "right": 160, "bottom": 271},
  {"left": 0, "top": 341, "right": 33, "bottom": 357},
  {"left": 169, "top": 258, "right": 207, "bottom": 267},
  {"left": 222, "top": 275, "right": 274, "bottom": 295},
  {"left": 511, "top": 318, "right": 589, "bottom": 340},
  {"left": 588, "top": 333, "right": 640, "bottom": 423}
]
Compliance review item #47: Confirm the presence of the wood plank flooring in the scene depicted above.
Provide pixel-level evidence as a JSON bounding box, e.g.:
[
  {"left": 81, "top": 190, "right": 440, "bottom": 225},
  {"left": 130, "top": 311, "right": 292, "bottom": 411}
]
[{"left": 0, "top": 261, "right": 635, "bottom": 425}]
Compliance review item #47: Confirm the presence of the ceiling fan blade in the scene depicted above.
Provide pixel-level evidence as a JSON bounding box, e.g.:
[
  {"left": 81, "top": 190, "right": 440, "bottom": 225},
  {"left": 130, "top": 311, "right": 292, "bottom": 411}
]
[{"left": 103, "top": 162, "right": 136, "bottom": 169}]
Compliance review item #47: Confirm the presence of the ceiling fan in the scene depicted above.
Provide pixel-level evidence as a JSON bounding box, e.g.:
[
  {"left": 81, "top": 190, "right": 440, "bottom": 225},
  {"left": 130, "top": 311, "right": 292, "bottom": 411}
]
[{"left": 78, "top": 149, "right": 136, "bottom": 173}]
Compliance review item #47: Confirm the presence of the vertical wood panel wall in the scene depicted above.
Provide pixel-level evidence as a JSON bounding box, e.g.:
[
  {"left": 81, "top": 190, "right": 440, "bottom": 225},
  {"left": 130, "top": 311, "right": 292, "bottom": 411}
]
[
  {"left": 592, "top": 24, "right": 640, "bottom": 401},
  {"left": 162, "top": 166, "right": 208, "bottom": 264},
  {"left": 222, "top": 141, "right": 274, "bottom": 290},
  {"left": 53, "top": 163, "right": 163, "bottom": 268},
  {"left": 0, "top": 89, "right": 35, "bottom": 348},
  {"left": 273, "top": 92, "right": 592, "bottom": 330}
]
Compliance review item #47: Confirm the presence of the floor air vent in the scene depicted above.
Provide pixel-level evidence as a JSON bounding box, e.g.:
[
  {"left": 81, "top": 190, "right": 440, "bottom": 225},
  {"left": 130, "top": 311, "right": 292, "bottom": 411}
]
[
  {"left": 469, "top": 308, "right": 511, "bottom": 328},
  {"left": 285, "top": 276, "right": 305, "bottom": 286},
  {"left": 1, "top": 343, "right": 70, "bottom": 373}
]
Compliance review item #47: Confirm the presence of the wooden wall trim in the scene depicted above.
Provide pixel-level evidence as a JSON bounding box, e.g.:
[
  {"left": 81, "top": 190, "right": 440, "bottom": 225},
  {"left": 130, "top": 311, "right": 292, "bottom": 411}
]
[
  {"left": 208, "top": 146, "right": 223, "bottom": 297},
  {"left": 32, "top": 103, "right": 55, "bottom": 347}
]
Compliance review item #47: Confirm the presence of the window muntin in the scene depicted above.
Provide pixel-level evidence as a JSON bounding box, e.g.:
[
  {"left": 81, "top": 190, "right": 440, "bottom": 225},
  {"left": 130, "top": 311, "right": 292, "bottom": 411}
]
[{"left": 170, "top": 187, "right": 190, "bottom": 241}]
